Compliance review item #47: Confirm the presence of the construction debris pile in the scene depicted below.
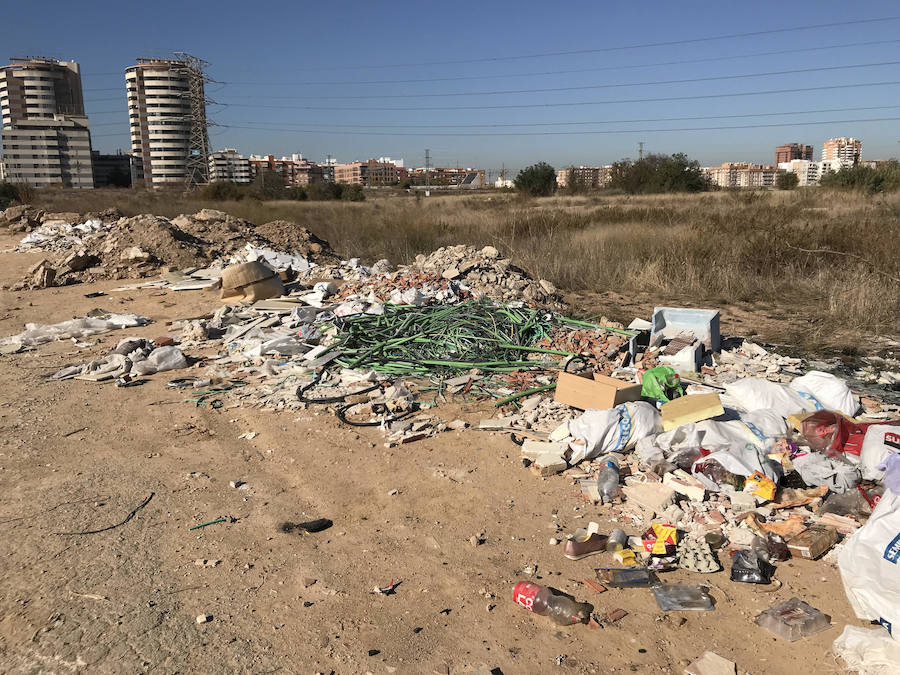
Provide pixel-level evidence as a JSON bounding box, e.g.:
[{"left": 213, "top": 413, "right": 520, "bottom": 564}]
[
  {"left": 328, "top": 244, "right": 562, "bottom": 307},
  {"left": 5, "top": 205, "right": 900, "bottom": 670},
  {"left": 3, "top": 207, "right": 338, "bottom": 289}
]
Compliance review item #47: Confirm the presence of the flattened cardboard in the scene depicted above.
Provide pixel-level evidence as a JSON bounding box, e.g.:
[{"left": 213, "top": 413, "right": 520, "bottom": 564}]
[{"left": 554, "top": 372, "right": 642, "bottom": 410}]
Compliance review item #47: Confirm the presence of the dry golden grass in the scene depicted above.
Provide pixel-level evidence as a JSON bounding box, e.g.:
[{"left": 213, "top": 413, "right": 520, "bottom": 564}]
[{"left": 29, "top": 187, "right": 900, "bottom": 346}]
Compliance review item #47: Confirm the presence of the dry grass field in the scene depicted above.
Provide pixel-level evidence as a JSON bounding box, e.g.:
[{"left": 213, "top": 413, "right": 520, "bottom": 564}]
[{"left": 28, "top": 187, "right": 900, "bottom": 353}]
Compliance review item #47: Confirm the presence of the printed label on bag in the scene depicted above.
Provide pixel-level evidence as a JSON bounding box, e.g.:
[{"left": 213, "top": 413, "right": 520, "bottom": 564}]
[{"left": 883, "top": 532, "right": 900, "bottom": 564}]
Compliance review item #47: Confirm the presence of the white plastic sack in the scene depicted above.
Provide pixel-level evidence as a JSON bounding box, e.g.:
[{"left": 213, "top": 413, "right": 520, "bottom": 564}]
[
  {"left": 860, "top": 426, "right": 900, "bottom": 482},
  {"left": 790, "top": 370, "right": 860, "bottom": 417},
  {"left": 833, "top": 625, "right": 900, "bottom": 674},
  {"left": 1, "top": 313, "right": 149, "bottom": 348},
  {"left": 567, "top": 401, "right": 661, "bottom": 464},
  {"left": 838, "top": 489, "right": 900, "bottom": 636},
  {"left": 725, "top": 377, "right": 817, "bottom": 418},
  {"left": 792, "top": 452, "right": 860, "bottom": 493},
  {"left": 131, "top": 346, "right": 188, "bottom": 375}
]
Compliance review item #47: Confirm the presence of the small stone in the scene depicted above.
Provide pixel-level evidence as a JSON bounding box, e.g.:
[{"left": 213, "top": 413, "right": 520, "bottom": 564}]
[
  {"left": 367, "top": 649, "right": 380, "bottom": 657},
  {"left": 196, "top": 614, "right": 212, "bottom": 624},
  {"left": 229, "top": 480, "right": 244, "bottom": 489},
  {"left": 302, "top": 577, "right": 317, "bottom": 588},
  {"left": 388, "top": 489, "right": 399, "bottom": 496},
  {"left": 607, "top": 608, "right": 628, "bottom": 622},
  {"left": 549, "top": 538, "right": 560, "bottom": 546}
]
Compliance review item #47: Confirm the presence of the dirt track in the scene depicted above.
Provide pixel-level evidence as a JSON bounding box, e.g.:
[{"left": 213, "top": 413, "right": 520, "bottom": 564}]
[{"left": 0, "top": 232, "right": 867, "bottom": 674}]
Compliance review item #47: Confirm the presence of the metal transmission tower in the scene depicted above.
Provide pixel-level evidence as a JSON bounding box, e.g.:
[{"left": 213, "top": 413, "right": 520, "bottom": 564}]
[
  {"left": 424, "top": 148, "right": 431, "bottom": 195},
  {"left": 638, "top": 141, "right": 645, "bottom": 160},
  {"left": 172, "top": 52, "right": 213, "bottom": 189}
]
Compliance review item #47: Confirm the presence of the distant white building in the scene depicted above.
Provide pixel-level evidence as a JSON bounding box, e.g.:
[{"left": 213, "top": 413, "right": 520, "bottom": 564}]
[
  {"left": 377, "top": 156, "right": 404, "bottom": 167},
  {"left": 208, "top": 148, "right": 251, "bottom": 183},
  {"left": 495, "top": 177, "right": 514, "bottom": 189},
  {"left": 777, "top": 158, "right": 847, "bottom": 186}
]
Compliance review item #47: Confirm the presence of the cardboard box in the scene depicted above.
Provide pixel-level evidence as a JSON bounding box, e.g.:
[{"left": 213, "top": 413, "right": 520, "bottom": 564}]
[
  {"left": 660, "top": 393, "right": 724, "bottom": 431},
  {"left": 554, "top": 372, "right": 642, "bottom": 410}
]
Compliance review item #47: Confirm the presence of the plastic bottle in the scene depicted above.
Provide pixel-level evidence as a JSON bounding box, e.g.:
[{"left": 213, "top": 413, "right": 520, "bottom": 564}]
[
  {"left": 606, "top": 528, "right": 628, "bottom": 552},
  {"left": 512, "top": 581, "right": 592, "bottom": 625},
  {"left": 597, "top": 458, "right": 620, "bottom": 504}
]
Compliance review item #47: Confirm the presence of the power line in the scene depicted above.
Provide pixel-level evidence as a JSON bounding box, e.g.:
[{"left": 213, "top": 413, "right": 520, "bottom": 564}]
[
  {"left": 263, "top": 15, "right": 900, "bottom": 71},
  {"left": 221, "top": 116, "right": 900, "bottom": 137},
  {"left": 218, "top": 38, "right": 900, "bottom": 87},
  {"left": 213, "top": 105, "right": 900, "bottom": 130},
  {"left": 216, "top": 80, "right": 900, "bottom": 112},
  {"left": 220, "top": 60, "right": 900, "bottom": 101}
]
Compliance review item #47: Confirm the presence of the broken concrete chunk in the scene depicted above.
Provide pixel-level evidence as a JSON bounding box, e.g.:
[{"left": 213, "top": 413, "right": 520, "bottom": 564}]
[
  {"left": 663, "top": 469, "right": 706, "bottom": 502},
  {"left": 622, "top": 482, "right": 676, "bottom": 516},
  {"left": 684, "top": 651, "right": 736, "bottom": 675}
]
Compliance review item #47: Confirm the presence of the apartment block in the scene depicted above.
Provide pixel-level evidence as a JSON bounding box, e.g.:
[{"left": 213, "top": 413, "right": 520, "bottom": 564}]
[
  {"left": 209, "top": 148, "right": 251, "bottom": 183},
  {"left": 406, "top": 166, "right": 483, "bottom": 188},
  {"left": 822, "top": 137, "right": 861, "bottom": 165},
  {"left": 126, "top": 57, "right": 209, "bottom": 187},
  {"left": 775, "top": 143, "right": 813, "bottom": 165},
  {"left": 704, "top": 162, "right": 778, "bottom": 189},
  {"left": 335, "top": 159, "right": 403, "bottom": 186},
  {"left": 0, "top": 57, "right": 93, "bottom": 188},
  {"left": 777, "top": 158, "right": 845, "bottom": 186},
  {"left": 249, "top": 154, "right": 324, "bottom": 186}
]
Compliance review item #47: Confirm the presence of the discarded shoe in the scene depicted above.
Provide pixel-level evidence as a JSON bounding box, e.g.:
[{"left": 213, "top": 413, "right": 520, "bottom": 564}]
[{"left": 564, "top": 522, "right": 609, "bottom": 560}]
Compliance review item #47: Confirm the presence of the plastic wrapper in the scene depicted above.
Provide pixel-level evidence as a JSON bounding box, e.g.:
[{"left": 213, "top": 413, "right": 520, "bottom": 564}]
[
  {"left": 730, "top": 549, "right": 773, "bottom": 584},
  {"left": 651, "top": 584, "right": 714, "bottom": 611}
]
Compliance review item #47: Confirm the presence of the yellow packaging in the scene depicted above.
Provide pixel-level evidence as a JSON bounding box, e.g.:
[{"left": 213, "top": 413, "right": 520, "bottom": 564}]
[
  {"left": 744, "top": 470, "right": 776, "bottom": 501},
  {"left": 613, "top": 549, "right": 636, "bottom": 566}
]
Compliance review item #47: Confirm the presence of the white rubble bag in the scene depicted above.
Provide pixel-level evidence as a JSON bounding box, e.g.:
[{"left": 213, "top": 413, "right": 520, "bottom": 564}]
[
  {"left": 838, "top": 489, "right": 900, "bottom": 637},
  {"left": 725, "top": 377, "right": 819, "bottom": 418},
  {"left": 790, "top": 370, "right": 860, "bottom": 417},
  {"left": 859, "top": 425, "right": 900, "bottom": 482},
  {"left": 567, "top": 402, "right": 661, "bottom": 464},
  {"left": 833, "top": 625, "right": 900, "bottom": 675}
]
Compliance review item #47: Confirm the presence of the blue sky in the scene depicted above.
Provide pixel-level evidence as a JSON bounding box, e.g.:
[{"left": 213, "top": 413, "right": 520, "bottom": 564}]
[{"left": 2, "top": 1, "right": 899, "bottom": 174}]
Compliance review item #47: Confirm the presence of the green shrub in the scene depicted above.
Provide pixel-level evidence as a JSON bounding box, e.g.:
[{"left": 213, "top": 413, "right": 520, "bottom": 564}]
[
  {"left": 0, "top": 182, "right": 19, "bottom": 210},
  {"left": 514, "top": 162, "right": 556, "bottom": 197}
]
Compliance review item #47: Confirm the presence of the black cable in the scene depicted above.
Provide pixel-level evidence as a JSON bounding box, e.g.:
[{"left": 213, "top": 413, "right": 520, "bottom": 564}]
[
  {"left": 221, "top": 60, "right": 900, "bottom": 101},
  {"left": 296, "top": 370, "right": 381, "bottom": 404},
  {"left": 335, "top": 402, "right": 417, "bottom": 427},
  {"left": 220, "top": 38, "right": 900, "bottom": 87},
  {"left": 216, "top": 79, "right": 900, "bottom": 112},
  {"left": 246, "top": 16, "right": 900, "bottom": 72},
  {"left": 223, "top": 115, "right": 900, "bottom": 138},
  {"left": 204, "top": 105, "right": 900, "bottom": 130}
]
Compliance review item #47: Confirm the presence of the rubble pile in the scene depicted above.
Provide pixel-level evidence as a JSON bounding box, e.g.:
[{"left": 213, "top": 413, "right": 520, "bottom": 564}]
[
  {"left": 254, "top": 219, "right": 339, "bottom": 266},
  {"left": 5, "top": 208, "right": 339, "bottom": 289},
  {"left": 331, "top": 244, "right": 561, "bottom": 307}
]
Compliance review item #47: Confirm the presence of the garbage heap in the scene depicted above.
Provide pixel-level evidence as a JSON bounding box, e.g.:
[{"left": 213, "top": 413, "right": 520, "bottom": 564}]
[{"left": 4, "top": 207, "right": 338, "bottom": 289}]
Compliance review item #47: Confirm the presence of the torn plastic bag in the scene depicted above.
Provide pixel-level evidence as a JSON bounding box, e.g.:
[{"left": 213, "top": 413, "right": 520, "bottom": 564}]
[
  {"left": 49, "top": 353, "right": 131, "bottom": 381},
  {"left": 838, "top": 488, "right": 900, "bottom": 637},
  {"left": 1, "top": 313, "right": 149, "bottom": 348},
  {"left": 860, "top": 425, "right": 900, "bottom": 482},
  {"left": 567, "top": 401, "right": 662, "bottom": 464},
  {"left": 690, "top": 444, "right": 782, "bottom": 491},
  {"left": 800, "top": 411, "right": 900, "bottom": 458},
  {"left": 725, "top": 377, "right": 819, "bottom": 418},
  {"left": 790, "top": 370, "right": 860, "bottom": 417},
  {"left": 833, "top": 625, "right": 900, "bottom": 674},
  {"left": 131, "top": 346, "right": 188, "bottom": 375},
  {"left": 791, "top": 452, "right": 860, "bottom": 494}
]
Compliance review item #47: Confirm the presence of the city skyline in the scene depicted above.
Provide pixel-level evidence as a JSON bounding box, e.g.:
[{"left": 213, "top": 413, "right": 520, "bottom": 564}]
[{"left": 2, "top": 2, "right": 900, "bottom": 175}]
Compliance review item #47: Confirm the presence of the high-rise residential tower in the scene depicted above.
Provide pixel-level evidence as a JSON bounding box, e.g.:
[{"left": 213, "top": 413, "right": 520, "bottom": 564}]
[
  {"left": 775, "top": 143, "right": 813, "bottom": 166},
  {"left": 822, "top": 137, "right": 861, "bottom": 166},
  {"left": 125, "top": 55, "right": 209, "bottom": 187},
  {"left": 0, "top": 57, "right": 94, "bottom": 187}
]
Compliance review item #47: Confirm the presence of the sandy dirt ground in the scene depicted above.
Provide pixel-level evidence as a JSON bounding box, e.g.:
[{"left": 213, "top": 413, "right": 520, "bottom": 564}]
[{"left": 0, "top": 232, "right": 867, "bottom": 674}]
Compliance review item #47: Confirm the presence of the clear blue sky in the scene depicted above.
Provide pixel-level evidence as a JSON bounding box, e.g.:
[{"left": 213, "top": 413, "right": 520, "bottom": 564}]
[{"left": 2, "top": 0, "right": 899, "bottom": 175}]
